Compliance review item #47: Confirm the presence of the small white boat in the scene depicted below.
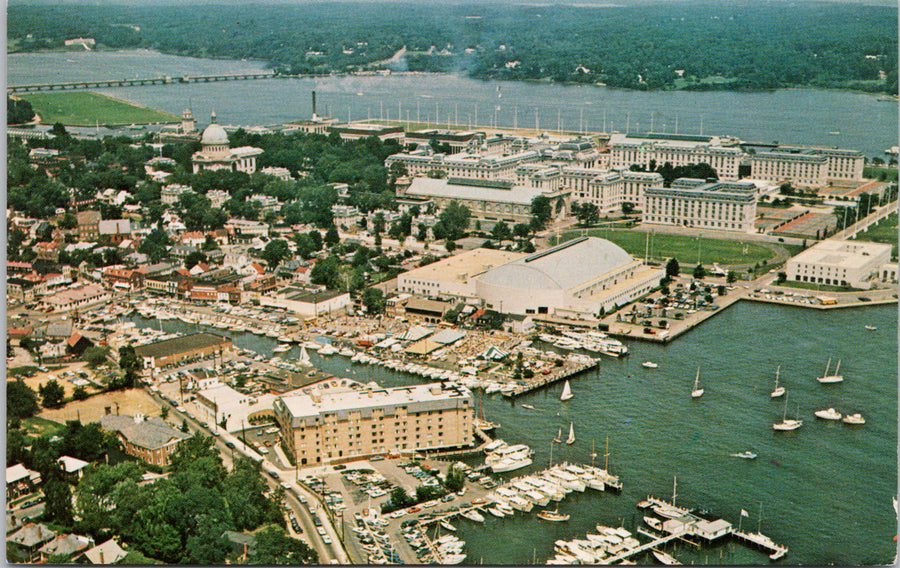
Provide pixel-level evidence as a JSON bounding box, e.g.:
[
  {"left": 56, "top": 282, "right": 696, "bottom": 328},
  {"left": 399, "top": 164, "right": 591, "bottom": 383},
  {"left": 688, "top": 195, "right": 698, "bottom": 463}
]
[
  {"left": 560, "top": 380, "right": 573, "bottom": 401},
  {"left": 865, "top": 325, "right": 877, "bottom": 331},
  {"left": 814, "top": 408, "right": 842, "bottom": 420},
  {"left": 642, "top": 361, "right": 658, "bottom": 369},
  {"left": 552, "top": 427, "right": 562, "bottom": 444},
  {"left": 521, "top": 404, "right": 536, "bottom": 410},
  {"left": 691, "top": 367, "right": 704, "bottom": 398},
  {"left": 730, "top": 451, "right": 757, "bottom": 459},
  {"left": 440, "top": 519, "right": 457, "bottom": 532},
  {"left": 273, "top": 344, "right": 292, "bottom": 353},
  {"left": 643, "top": 516, "right": 663, "bottom": 531},
  {"left": 536, "top": 508, "right": 570, "bottom": 522},
  {"left": 842, "top": 413, "right": 865, "bottom": 425},
  {"left": 487, "top": 507, "right": 505, "bottom": 518},
  {"left": 339, "top": 347, "right": 355, "bottom": 357},
  {"left": 816, "top": 357, "right": 844, "bottom": 384},
  {"left": 771, "top": 365, "right": 785, "bottom": 398},
  {"left": 460, "top": 509, "right": 485, "bottom": 523},
  {"left": 566, "top": 422, "right": 575, "bottom": 445},
  {"left": 652, "top": 549, "right": 681, "bottom": 565}
]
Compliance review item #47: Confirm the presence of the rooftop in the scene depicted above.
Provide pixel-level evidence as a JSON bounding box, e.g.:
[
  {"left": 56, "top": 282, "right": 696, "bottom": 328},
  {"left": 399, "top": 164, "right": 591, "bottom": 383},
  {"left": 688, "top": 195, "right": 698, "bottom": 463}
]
[
  {"left": 99, "top": 414, "right": 193, "bottom": 450},
  {"left": 405, "top": 176, "right": 544, "bottom": 205},
  {"left": 133, "top": 333, "right": 230, "bottom": 360},
  {"left": 788, "top": 239, "right": 892, "bottom": 270},
  {"left": 400, "top": 248, "right": 524, "bottom": 285}
]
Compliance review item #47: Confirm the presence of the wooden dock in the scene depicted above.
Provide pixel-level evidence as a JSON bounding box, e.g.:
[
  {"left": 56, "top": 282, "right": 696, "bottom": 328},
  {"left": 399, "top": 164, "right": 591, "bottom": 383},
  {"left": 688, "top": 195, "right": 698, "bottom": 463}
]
[
  {"left": 502, "top": 358, "right": 600, "bottom": 397},
  {"left": 733, "top": 530, "right": 789, "bottom": 560}
]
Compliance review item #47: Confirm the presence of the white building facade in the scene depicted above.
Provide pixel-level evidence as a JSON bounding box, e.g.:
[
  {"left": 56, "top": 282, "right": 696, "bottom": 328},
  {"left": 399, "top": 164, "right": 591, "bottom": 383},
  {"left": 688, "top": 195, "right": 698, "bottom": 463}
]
[
  {"left": 785, "top": 240, "right": 893, "bottom": 289},
  {"left": 643, "top": 178, "right": 758, "bottom": 233}
]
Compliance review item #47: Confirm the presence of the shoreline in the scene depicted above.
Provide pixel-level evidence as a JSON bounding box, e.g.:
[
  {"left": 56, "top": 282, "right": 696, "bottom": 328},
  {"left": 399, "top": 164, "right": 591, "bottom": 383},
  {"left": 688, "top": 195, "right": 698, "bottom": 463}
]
[{"left": 8, "top": 48, "right": 897, "bottom": 99}]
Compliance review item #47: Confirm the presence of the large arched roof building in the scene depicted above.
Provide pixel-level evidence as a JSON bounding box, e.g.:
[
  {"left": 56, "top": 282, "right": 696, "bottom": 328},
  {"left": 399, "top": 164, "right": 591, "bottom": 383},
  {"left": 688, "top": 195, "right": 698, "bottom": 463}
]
[{"left": 475, "top": 237, "right": 663, "bottom": 317}]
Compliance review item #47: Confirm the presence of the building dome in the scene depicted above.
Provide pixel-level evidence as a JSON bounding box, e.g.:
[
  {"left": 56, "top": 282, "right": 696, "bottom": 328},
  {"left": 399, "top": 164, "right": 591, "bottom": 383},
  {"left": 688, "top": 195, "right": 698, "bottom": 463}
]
[{"left": 201, "top": 111, "right": 229, "bottom": 146}]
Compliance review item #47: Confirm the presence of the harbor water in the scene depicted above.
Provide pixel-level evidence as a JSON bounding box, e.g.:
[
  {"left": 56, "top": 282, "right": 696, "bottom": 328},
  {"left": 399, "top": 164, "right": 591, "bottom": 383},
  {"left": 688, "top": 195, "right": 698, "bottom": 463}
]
[
  {"left": 8, "top": 50, "right": 899, "bottom": 158},
  {"left": 130, "top": 301, "right": 898, "bottom": 565}
]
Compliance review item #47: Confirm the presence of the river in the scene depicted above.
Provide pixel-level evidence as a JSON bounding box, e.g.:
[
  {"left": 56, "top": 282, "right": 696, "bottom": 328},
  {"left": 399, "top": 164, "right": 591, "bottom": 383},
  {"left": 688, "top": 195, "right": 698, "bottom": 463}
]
[
  {"left": 8, "top": 50, "right": 899, "bottom": 158},
  {"left": 128, "top": 300, "right": 898, "bottom": 565}
]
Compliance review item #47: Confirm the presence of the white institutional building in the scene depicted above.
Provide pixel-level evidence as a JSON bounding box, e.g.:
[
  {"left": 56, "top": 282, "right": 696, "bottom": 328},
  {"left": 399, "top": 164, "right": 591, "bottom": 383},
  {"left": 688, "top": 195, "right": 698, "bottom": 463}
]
[
  {"left": 192, "top": 112, "right": 263, "bottom": 174},
  {"left": 643, "top": 178, "right": 758, "bottom": 233},
  {"left": 607, "top": 133, "right": 744, "bottom": 181},
  {"left": 785, "top": 239, "right": 895, "bottom": 289}
]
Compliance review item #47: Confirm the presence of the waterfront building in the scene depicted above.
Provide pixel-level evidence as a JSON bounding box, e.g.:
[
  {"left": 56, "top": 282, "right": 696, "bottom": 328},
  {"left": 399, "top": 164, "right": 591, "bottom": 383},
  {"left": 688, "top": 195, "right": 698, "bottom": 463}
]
[
  {"left": 274, "top": 380, "right": 474, "bottom": 465},
  {"left": 400, "top": 176, "right": 570, "bottom": 231},
  {"left": 42, "top": 284, "right": 110, "bottom": 312},
  {"left": 608, "top": 133, "right": 744, "bottom": 181},
  {"left": 133, "top": 333, "right": 233, "bottom": 370},
  {"left": 98, "top": 414, "right": 193, "bottom": 466},
  {"left": 258, "top": 287, "right": 351, "bottom": 317},
  {"left": 404, "top": 129, "right": 483, "bottom": 154},
  {"left": 785, "top": 239, "right": 894, "bottom": 288},
  {"left": 195, "top": 382, "right": 277, "bottom": 432},
  {"left": 475, "top": 236, "right": 663, "bottom": 316},
  {"left": 398, "top": 248, "right": 524, "bottom": 301},
  {"left": 750, "top": 147, "right": 865, "bottom": 186},
  {"left": 192, "top": 112, "right": 263, "bottom": 174},
  {"left": 643, "top": 178, "right": 758, "bottom": 232}
]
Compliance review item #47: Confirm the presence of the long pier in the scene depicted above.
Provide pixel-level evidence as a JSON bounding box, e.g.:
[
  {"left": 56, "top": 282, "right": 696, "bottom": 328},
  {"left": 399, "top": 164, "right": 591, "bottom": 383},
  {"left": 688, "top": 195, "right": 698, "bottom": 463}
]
[
  {"left": 8, "top": 72, "right": 284, "bottom": 93},
  {"left": 502, "top": 358, "right": 600, "bottom": 397}
]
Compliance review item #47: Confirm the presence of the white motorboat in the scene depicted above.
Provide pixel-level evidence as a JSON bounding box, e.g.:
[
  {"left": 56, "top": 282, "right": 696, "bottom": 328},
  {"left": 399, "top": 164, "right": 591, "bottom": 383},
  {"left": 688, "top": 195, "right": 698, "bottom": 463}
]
[
  {"left": 771, "top": 365, "right": 785, "bottom": 398},
  {"left": 460, "top": 509, "right": 485, "bottom": 523},
  {"left": 273, "top": 344, "right": 292, "bottom": 353},
  {"left": 560, "top": 380, "right": 574, "bottom": 401},
  {"left": 440, "top": 519, "right": 457, "bottom": 532},
  {"left": 339, "top": 347, "right": 355, "bottom": 357},
  {"left": 521, "top": 404, "right": 536, "bottom": 410},
  {"left": 773, "top": 393, "right": 803, "bottom": 431},
  {"left": 865, "top": 325, "right": 877, "bottom": 331},
  {"left": 304, "top": 341, "right": 322, "bottom": 351},
  {"left": 486, "top": 507, "right": 506, "bottom": 518},
  {"left": 317, "top": 343, "right": 337, "bottom": 355},
  {"left": 817, "top": 358, "right": 844, "bottom": 383},
  {"left": 507, "top": 496, "right": 533, "bottom": 512},
  {"left": 814, "top": 407, "right": 842, "bottom": 420},
  {"left": 652, "top": 549, "right": 681, "bottom": 565},
  {"left": 691, "top": 367, "right": 704, "bottom": 398},
  {"left": 491, "top": 456, "right": 533, "bottom": 473},
  {"left": 537, "top": 509, "right": 570, "bottom": 522},
  {"left": 484, "top": 439, "right": 507, "bottom": 454},
  {"left": 643, "top": 516, "right": 663, "bottom": 531},
  {"left": 730, "top": 451, "right": 757, "bottom": 459},
  {"left": 842, "top": 413, "right": 865, "bottom": 425},
  {"left": 642, "top": 361, "right": 658, "bottom": 369}
]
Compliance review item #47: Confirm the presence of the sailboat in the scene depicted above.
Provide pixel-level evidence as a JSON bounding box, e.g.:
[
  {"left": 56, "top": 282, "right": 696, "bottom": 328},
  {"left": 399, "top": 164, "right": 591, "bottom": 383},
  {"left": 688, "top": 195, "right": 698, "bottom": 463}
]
[
  {"left": 296, "top": 345, "right": 312, "bottom": 366},
  {"left": 691, "top": 367, "right": 704, "bottom": 398},
  {"left": 772, "top": 393, "right": 803, "bottom": 431},
  {"left": 771, "top": 365, "right": 785, "bottom": 398},
  {"left": 566, "top": 423, "right": 575, "bottom": 445},
  {"left": 817, "top": 358, "right": 844, "bottom": 383},
  {"left": 552, "top": 428, "right": 562, "bottom": 444},
  {"left": 560, "top": 380, "right": 573, "bottom": 401}
]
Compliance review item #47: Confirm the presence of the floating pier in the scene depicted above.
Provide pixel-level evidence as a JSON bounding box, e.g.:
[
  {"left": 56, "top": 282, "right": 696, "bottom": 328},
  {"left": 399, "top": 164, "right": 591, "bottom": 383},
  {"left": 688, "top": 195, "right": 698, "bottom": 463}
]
[{"left": 733, "top": 530, "right": 789, "bottom": 560}]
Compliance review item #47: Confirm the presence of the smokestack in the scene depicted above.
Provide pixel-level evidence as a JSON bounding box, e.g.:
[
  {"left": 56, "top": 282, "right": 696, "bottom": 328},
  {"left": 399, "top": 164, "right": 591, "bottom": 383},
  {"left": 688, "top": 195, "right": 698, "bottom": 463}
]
[{"left": 312, "top": 91, "right": 317, "bottom": 120}]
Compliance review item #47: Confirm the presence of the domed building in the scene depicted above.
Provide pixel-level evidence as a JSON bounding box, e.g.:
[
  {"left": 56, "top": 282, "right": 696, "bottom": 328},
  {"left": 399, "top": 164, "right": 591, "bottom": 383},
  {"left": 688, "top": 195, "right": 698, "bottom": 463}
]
[
  {"left": 475, "top": 236, "right": 663, "bottom": 317},
  {"left": 191, "top": 111, "right": 263, "bottom": 174}
]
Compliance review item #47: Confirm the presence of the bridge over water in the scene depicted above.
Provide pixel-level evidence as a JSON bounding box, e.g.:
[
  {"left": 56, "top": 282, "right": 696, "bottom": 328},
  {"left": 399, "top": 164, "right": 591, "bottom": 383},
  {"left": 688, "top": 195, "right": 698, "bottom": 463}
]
[{"left": 7, "top": 72, "right": 291, "bottom": 93}]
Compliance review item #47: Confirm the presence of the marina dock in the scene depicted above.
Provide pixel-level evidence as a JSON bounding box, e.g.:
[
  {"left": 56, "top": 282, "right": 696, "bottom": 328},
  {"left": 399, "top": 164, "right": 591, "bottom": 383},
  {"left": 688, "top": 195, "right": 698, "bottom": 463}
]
[
  {"left": 733, "top": 530, "right": 789, "bottom": 560},
  {"left": 502, "top": 358, "right": 600, "bottom": 397}
]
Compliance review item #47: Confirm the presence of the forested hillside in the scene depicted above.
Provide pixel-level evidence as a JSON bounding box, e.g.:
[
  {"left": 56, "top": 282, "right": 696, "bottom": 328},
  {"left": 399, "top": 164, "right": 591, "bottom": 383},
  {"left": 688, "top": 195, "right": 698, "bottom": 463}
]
[{"left": 8, "top": 1, "right": 898, "bottom": 94}]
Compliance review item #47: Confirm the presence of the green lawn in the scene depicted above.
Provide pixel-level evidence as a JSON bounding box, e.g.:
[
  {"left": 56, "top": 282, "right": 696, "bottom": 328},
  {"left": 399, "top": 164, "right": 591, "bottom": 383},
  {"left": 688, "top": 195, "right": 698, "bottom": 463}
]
[
  {"left": 855, "top": 212, "right": 898, "bottom": 257},
  {"left": 21, "top": 416, "right": 64, "bottom": 437},
  {"left": 554, "top": 229, "right": 777, "bottom": 268},
  {"left": 22, "top": 91, "right": 179, "bottom": 127}
]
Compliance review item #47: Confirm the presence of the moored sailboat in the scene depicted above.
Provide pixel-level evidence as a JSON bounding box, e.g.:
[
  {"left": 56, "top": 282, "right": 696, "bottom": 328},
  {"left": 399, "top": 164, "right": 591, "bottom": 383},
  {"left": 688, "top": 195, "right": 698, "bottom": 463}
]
[
  {"left": 566, "top": 422, "right": 575, "bottom": 445},
  {"left": 771, "top": 365, "right": 785, "bottom": 398},
  {"left": 691, "top": 367, "right": 704, "bottom": 398},
  {"left": 560, "top": 380, "right": 574, "bottom": 401},
  {"left": 817, "top": 357, "right": 844, "bottom": 383},
  {"left": 773, "top": 393, "right": 803, "bottom": 431}
]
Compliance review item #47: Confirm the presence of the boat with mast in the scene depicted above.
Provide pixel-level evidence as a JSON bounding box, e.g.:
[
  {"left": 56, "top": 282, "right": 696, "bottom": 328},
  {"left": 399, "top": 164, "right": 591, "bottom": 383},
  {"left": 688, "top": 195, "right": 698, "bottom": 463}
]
[
  {"left": 560, "top": 380, "right": 574, "bottom": 401},
  {"left": 536, "top": 507, "right": 570, "bottom": 522},
  {"left": 566, "top": 422, "right": 575, "bottom": 445},
  {"left": 773, "top": 393, "right": 803, "bottom": 431},
  {"left": 691, "top": 367, "right": 704, "bottom": 398},
  {"left": 771, "top": 365, "right": 785, "bottom": 398},
  {"left": 817, "top": 358, "right": 844, "bottom": 383},
  {"left": 553, "top": 427, "right": 562, "bottom": 444}
]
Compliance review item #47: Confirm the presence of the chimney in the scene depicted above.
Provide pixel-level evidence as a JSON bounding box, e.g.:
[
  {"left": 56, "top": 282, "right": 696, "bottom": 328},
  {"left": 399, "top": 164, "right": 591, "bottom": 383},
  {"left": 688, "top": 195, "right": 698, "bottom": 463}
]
[
  {"left": 99, "top": 550, "right": 104, "bottom": 564},
  {"left": 311, "top": 91, "right": 317, "bottom": 120}
]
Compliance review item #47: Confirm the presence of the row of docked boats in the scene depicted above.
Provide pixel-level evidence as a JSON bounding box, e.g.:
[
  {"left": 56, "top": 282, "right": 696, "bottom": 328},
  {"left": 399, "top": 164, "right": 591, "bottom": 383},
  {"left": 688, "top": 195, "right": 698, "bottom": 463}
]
[
  {"left": 537, "top": 331, "right": 629, "bottom": 357},
  {"left": 400, "top": 526, "right": 467, "bottom": 565},
  {"left": 484, "top": 440, "right": 534, "bottom": 473},
  {"left": 547, "top": 525, "right": 642, "bottom": 564}
]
